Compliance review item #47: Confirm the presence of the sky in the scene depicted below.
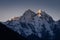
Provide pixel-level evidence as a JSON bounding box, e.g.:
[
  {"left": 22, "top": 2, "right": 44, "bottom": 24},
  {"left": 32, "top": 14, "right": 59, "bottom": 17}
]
[{"left": 0, "top": 0, "right": 60, "bottom": 22}]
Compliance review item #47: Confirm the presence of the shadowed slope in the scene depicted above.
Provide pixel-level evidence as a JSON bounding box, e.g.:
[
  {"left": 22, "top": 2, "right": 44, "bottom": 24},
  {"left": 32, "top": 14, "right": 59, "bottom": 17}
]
[{"left": 0, "top": 22, "right": 26, "bottom": 40}]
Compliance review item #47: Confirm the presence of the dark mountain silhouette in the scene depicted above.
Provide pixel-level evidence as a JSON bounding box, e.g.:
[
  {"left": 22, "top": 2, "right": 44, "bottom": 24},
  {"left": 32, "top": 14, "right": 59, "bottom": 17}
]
[
  {"left": 27, "top": 34, "right": 41, "bottom": 40},
  {"left": 0, "top": 22, "right": 26, "bottom": 40}
]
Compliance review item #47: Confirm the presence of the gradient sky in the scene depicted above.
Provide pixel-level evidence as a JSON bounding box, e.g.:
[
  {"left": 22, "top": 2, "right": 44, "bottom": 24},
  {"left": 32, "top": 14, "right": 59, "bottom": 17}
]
[{"left": 0, "top": 0, "right": 60, "bottom": 22}]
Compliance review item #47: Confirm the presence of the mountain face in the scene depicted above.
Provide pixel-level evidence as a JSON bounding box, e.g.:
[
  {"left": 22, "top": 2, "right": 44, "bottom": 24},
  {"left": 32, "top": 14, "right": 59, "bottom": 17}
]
[{"left": 3, "top": 9, "right": 60, "bottom": 40}]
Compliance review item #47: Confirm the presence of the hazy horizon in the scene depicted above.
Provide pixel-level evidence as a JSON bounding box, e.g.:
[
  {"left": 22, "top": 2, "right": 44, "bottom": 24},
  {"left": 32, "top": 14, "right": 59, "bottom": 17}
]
[{"left": 0, "top": 0, "right": 60, "bottom": 22}]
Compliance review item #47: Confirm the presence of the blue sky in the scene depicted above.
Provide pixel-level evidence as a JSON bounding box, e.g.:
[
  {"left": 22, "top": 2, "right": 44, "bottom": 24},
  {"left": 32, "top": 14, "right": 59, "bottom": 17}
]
[{"left": 0, "top": 0, "right": 60, "bottom": 21}]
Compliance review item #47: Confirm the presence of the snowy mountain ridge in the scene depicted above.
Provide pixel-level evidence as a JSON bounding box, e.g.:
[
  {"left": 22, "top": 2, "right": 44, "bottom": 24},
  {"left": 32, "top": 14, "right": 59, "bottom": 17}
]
[{"left": 3, "top": 9, "right": 60, "bottom": 40}]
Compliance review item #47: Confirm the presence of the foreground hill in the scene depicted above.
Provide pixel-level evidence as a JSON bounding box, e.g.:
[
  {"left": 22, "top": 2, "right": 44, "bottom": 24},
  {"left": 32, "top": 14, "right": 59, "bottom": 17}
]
[{"left": 0, "top": 22, "right": 26, "bottom": 40}]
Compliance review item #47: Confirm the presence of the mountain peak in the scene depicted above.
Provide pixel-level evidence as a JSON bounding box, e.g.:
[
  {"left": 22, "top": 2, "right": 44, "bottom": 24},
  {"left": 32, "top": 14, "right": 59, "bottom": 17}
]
[
  {"left": 37, "top": 9, "right": 42, "bottom": 13},
  {"left": 25, "top": 9, "right": 34, "bottom": 13},
  {"left": 22, "top": 9, "right": 36, "bottom": 16},
  {"left": 6, "top": 9, "right": 54, "bottom": 23},
  {"left": 20, "top": 9, "right": 36, "bottom": 23},
  {"left": 37, "top": 9, "right": 42, "bottom": 17},
  {"left": 27, "top": 9, "right": 32, "bottom": 12}
]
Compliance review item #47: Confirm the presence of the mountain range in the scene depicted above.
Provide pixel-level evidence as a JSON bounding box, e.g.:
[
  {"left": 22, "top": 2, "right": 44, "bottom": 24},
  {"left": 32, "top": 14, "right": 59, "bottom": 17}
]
[{"left": 0, "top": 9, "right": 60, "bottom": 40}]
